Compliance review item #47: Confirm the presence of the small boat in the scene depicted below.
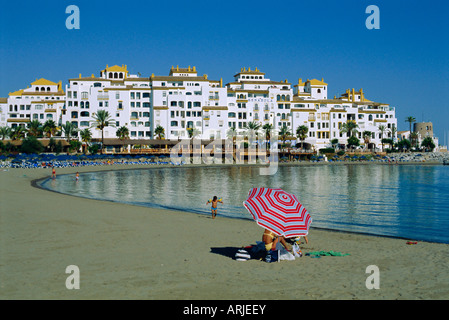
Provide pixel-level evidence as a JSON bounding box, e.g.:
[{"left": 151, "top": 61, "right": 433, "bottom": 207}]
[{"left": 443, "top": 159, "right": 449, "bottom": 165}]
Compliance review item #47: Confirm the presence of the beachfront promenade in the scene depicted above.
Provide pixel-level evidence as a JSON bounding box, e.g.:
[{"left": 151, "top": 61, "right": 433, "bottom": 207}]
[{"left": 1, "top": 151, "right": 448, "bottom": 169}]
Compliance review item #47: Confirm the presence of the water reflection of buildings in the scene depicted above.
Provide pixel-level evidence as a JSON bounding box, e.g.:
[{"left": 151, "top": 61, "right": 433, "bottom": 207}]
[{"left": 293, "top": 165, "right": 401, "bottom": 234}]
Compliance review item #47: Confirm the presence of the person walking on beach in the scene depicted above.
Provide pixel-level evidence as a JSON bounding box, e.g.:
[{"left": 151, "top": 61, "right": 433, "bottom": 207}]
[
  {"left": 206, "top": 196, "right": 223, "bottom": 219},
  {"left": 51, "top": 167, "right": 56, "bottom": 179},
  {"left": 76, "top": 172, "right": 79, "bottom": 181}
]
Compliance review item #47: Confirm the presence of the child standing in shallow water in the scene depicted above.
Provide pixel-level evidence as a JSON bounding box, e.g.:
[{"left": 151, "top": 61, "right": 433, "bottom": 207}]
[{"left": 206, "top": 196, "right": 223, "bottom": 219}]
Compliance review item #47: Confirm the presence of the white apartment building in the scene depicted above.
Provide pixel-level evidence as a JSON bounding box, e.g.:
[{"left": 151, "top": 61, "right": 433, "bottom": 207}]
[
  {"left": 291, "top": 86, "right": 397, "bottom": 150},
  {"left": 1, "top": 64, "right": 398, "bottom": 151},
  {"left": 150, "top": 65, "right": 227, "bottom": 140},
  {"left": 63, "top": 65, "right": 151, "bottom": 139},
  {"left": 4, "top": 78, "right": 65, "bottom": 128}
]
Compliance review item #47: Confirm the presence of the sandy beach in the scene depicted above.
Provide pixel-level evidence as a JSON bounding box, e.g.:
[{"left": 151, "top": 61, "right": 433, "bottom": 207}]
[{"left": 1, "top": 163, "right": 448, "bottom": 300}]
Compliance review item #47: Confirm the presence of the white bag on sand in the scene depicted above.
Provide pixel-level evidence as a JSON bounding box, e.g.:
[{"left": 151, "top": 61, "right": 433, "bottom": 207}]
[{"left": 276, "top": 243, "right": 295, "bottom": 261}]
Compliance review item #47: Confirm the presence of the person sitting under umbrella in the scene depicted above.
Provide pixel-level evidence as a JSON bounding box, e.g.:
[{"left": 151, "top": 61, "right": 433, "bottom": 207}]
[{"left": 262, "top": 228, "right": 291, "bottom": 252}]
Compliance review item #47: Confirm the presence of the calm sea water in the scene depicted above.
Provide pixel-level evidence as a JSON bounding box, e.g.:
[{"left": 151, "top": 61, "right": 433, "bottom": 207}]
[{"left": 39, "top": 164, "right": 449, "bottom": 243}]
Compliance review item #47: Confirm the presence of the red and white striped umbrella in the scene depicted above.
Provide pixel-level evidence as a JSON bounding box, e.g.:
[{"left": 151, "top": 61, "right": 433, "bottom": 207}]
[{"left": 243, "top": 187, "right": 312, "bottom": 238}]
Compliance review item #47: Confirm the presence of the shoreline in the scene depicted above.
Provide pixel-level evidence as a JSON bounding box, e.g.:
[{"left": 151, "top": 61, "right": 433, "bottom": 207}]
[{"left": 1, "top": 163, "right": 449, "bottom": 299}]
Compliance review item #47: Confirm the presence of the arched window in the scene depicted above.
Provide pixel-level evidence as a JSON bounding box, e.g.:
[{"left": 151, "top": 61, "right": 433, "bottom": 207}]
[
  {"left": 276, "top": 95, "right": 280, "bottom": 101},
  {"left": 35, "top": 87, "right": 39, "bottom": 92},
  {"left": 85, "top": 101, "right": 89, "bottom": 108},
  {"left": 47, "top": 87, "right": 51, "bottom": 92},
  {"left": 369, "top": 115, "right": 373, "bottom": 121},
  {"left": 80, "top": 101, "right": 84, "bottom": 108},
  {"left": 317, "top": 89, "right": 321, "bottom": 93},
  {"left": 114, "top": 72, "right": 118, "bottom": 79},
  {"left": 286, "top": 95, "right": 290, "bottom": 101},
  {"left": 41, "top": 87, "right": 45, "bottom": 92},
  {"left": 119, "top": 73, "right": 123, "bottom": 79},
  {"left": 281, "top": 95, "right": 285, "bottom": 101},
  {"left": 109, "top": 73, "right": 113, "bottom": 78}
]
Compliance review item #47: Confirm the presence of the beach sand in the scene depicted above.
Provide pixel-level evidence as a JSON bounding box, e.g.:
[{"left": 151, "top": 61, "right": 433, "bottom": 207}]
[{"left": 1, "top": 163, "right": 448, "bottom": 300}]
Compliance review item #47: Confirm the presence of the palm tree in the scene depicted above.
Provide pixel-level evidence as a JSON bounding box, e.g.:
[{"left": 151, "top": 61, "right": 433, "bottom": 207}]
[
  {"left": 80, "top": 128, "right": 92, "bottom": 154},
  {"left": 405, "top": 116, "right": 416, "bottom": 139},
  {"left": 362, "top": 131, "right": 372, "bottom": 150},
  {"left": 154, "top": 125, "right": 165, "bottom": 139},
  {"left": 91, "top": 110, "right": 115, "bottom": 153},
  {"left": 410, "top": 132, "right": 419, "bottom": 149},
  {"left": 61, "top": 121, "right": 77, "bottom": 142},
  {"left": 0, "top": 126, "right": 11, "bottom": 140},
  {"left": 341, "top": 121, "right": 359, "bottom": 138},
  {"left": 279, "top": 126, "right": 291, "bottom": 157},
  {"left": 246, "top": 121, "right": 261, "bottom": 145},
  {"left": 11, "top": 126, "right": 27, "bottom": 141},
  {"left": 262, "top": 123, "right": 273, "bottom": 149},
  {"left": 43, "top": 120, "right": 58, "bottom": 138},
  {"left": 187, "top": 126, "right": 201, "bottom": 139},
  {"left": 377, "top": 125, "right": 388, "bottom": 152},
  {"left": 390, "top": 124, "right": 397, "bottom": 144},
  {"left": 116, "top": 126, "right": 130, "bottom": 140},
  {"left": 27, "top": 120, "right": 43, "bottom": 137},
  {"left": 295, "top": 125, "right": 308, "bottom": 150}
]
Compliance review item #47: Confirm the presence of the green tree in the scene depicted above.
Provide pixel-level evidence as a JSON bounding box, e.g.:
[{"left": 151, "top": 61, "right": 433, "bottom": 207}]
[
  {"left": 80, "top": 128, "right": 92, "bottom": 154},
  {"left": 421, "top": 137, "right": 435, "bottom": 151},
  {"left": 27, "top": 120, "right": 43, "bottom": 137},
  {"left": 279, "top": 126, "right": 291, "bottom": 157},
  {"left": 410, "top": 132, "right": 419, "bottom": 149},
  {"left": 61, "top": 121, "right": 77, "bottom": 142},
  {"left": 362, "top": 131, "right": 372, "bottom": 150},
  {"left": 43, "top": 120, "right": 58, "bottom": 138},
  {"left": 154, "top": 125, "right": 165, "bottom": 139},
  {"left": 69, "top": 140, "right": 82, "bottom": 153},
  {"left": 116, "top": 126, "right": 130, "bottom": 140},
  {"left": 295, "top": 125, "right": 309, "bottom": 150},
  {"left": 398, "top": 139, "right": 411, "bottom": 151},
  {"left": 11, "top": 126, "right": 26, "bottom": 141},
  {"left": 377, "top": 125, "right": 388, "bottom": 152},
  {"left": 405, "top": 116, "right": 416, "bottom": 139},
  {"left": 347, "top": 136, "right": 360, "bottom": 150},
  {"left": 0, "top": 126, "right": 11, "bottom": 140},
  {"left": 341, "top": 121, "right": 359, "bottom": 138},
  {"left": 91, "top": 110, "right": 115, "bottom": 154},
  {"left": 330, "top": 138, "right": 339, "bottom": 150},
  {"left": 246, "top": 121, "right": 261, "bottom": 145},
  {"left": 390, "top": 124, "right": 397, "bottom": 143},
  {"left": 20, "top": 136, "right": 44, "bottom": 154}
]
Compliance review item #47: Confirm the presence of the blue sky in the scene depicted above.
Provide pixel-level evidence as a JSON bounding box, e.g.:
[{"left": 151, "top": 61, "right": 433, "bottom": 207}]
[{"left": 1, "top": 0, "right": 448, "bottom": 143}]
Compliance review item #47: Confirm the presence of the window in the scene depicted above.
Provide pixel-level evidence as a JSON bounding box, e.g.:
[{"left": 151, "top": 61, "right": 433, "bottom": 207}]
[
  {"left": 80, "top": 111, "right": 89, "bottom": 117},
  {"left": 171, "top": 121, "right": 178, "bottom": 126}
]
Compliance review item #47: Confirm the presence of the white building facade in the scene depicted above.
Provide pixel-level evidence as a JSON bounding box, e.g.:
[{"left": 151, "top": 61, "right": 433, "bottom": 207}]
[{"left": 1, "top": 65, "right": 397, "bottom": 151}]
